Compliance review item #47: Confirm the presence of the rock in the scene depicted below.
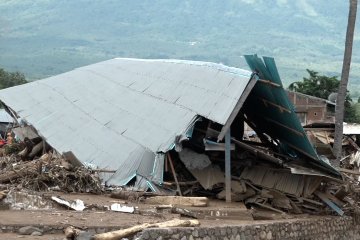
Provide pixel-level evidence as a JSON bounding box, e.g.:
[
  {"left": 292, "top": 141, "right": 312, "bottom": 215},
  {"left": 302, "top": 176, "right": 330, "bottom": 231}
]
[
  {"left": 31, "top": 231, "right": 43, "bottom": 236},
  {"left": 260, "top": 231, "right": 266, "bottom": 239},
  {"left": 64, "top": 226, "right": 82, "bottom": 239},
  {"left": 142, "top": 231, "right": 150, "bottom": 239},
  {"left": 76, "top": 231, "right": 93, "bottom": 240},
  {"left": 266, "top": 231, "right": 272, "bottom": 240},
  {"left": 18, "top": 226, "right": 43, "bottom": 235}
]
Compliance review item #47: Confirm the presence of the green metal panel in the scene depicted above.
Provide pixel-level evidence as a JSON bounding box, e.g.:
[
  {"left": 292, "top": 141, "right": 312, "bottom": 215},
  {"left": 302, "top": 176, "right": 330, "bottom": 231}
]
[{"left": 244, "top": 55, "right": 340, "bottom": 178}]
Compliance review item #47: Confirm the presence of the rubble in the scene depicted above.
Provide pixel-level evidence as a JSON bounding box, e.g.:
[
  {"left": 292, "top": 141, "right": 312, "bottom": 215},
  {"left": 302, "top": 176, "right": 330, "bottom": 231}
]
[{"left": 0, "top": 146, "right": 102, "bottom": 193}]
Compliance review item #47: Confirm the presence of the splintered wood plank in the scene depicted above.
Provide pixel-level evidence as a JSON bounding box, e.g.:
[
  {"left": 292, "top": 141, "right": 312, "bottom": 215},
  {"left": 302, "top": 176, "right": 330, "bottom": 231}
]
[
  {"left": 314, "top": 191, "right": 344, "bottom": 216},
  {"left": 92, "top": 219, "right": 200, "bottom": 240},
  {"left": 144, "top": 196, "right": 209, "bottom": 207}
]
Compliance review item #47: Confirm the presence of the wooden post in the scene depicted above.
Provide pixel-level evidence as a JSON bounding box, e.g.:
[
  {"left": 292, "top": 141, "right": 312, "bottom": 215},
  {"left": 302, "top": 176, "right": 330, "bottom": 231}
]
[
  {"left": 225, "top": 129, "right": 231, "bottom": 202},
  {"left": 333, "top": 0, "right": 358, "bottom": 165},
  {"left": 167, "top": 153, "right": 182, "bottom": 196}
]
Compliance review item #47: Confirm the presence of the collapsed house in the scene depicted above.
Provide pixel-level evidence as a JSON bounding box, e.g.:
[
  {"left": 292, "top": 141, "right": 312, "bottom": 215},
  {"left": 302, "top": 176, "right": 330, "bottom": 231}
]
[
  {"left": 287, "top": 91, "right": 336, "bottom": 126},
  {"left": 0, "top": 55, "right": 342, "bottom": 202}
]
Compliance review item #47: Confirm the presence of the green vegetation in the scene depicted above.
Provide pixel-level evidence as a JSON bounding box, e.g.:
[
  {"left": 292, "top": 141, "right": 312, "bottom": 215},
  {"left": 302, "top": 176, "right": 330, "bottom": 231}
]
[
  {"left": 0, "top": 68, "right": 27, "bottom": 89},
  {"left": 289, "top": 70, "right": 360, "bottom": 123},
  {"left": 289, "top": 70, "right": 340, "bottom": 100}
]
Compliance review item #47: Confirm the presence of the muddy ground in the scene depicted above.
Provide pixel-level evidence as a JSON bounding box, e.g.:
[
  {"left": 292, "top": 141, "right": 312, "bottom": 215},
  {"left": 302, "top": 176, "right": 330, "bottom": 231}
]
[{"left": 0, "top": 191, "right": 315, "bottom": 239}]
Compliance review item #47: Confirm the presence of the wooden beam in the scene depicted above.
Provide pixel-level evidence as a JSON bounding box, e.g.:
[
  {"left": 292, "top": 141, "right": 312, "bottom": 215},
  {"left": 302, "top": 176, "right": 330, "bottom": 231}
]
[
  {"left": 167, "top": 153, "right": 182, "bottom": 196},
  {"left": 231, "top": 138, "right": 283, "bottom": 166},
  {"left": 144, "top": 196, "right": 209, "bottom": 207},
  {"left": 162, "top": 181, "right": 198, "bottom": 186},
  {"left": 314, "top": 191, "right": 344, "bottom": 216},
  {"left": 92, "top": 219, "right": 200, "bottom": 240},
  {"left": 264, "top": 117, "right": 304, "bottom": 137},
  {"left": 258, "top": 79, "right": 282, "bottom": 88},
  {"left": 260, "top": 98, "right": 291, "bottom": 113},
  {"left": 346, "top": 136, "right": 360, "bottom": 150},
  {"left": 225, "top": 129, "right": 231, "bottom": 203},
  {"left": 338, "top": 168, "right": 360, "bottom": 175}
]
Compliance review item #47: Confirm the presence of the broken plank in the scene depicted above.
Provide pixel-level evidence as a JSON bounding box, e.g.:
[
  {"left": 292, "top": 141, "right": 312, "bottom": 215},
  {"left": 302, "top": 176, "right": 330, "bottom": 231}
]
[
  {"left": 346, "top": 136, "right": 360, "bottom": 150},
  {"left": 252, "top": 202, "right": 285, "bottom": 214},
  {"left": 301, "top": 204, "right": 320, "bottom": 211},
  {"left": 204, "top": 139, "right": 235, "bottom": 151},
  {"left": 314, "top": 191, "right": 344, "bottom": 216},
  {"left": 338, "top": 168, "right": 360, "bottom": 175},
  {"left": 171, "top": 207, "right": 198, "bottom": 219},
  {"left": 258, "top": 79, "right": 282, "bottom": 88},
  {"left": 231, "top": 139, "right": 283, "bottom": 165},
  {"left": 301, "top": 197, "right": 324, "bottom": 206},
  {"left": 260, "top": 97, "right": 291, "bottom": 113},
  {"left": 163, "top": 181, "right": 198, "bottom": 186},
  {"left": 289, "top": 200, "right": 302, "bottom": 214},
  {"left": 334, "top": 186, "right": 348, "bottom": 201},
  {"left": 144, "top": 196, "right": 209, "bottom": 207},
  {"left": 324, "top": 192, "right": 346, "bottom": 207}
]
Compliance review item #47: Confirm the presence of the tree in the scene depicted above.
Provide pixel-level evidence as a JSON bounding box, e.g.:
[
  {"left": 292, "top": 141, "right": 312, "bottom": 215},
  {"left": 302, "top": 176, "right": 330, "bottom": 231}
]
[
  {"left": 0, "top": 68, "right": 27, "bottom": 90},
  {"left": 289, "top": 69, "right": 340, "bottom": 99},
  {"left": 333, "top": 0, "right": 358, "bottom": 165}
]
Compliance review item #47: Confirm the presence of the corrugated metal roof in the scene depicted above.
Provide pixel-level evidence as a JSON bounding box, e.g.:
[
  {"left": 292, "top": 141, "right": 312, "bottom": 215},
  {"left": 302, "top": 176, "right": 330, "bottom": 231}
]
[
  {"left": 0, "top": 58, "right": 253, "bottom": 187},
  {"left": 243, "top": 55, "right": 340, "bottom": 178}
]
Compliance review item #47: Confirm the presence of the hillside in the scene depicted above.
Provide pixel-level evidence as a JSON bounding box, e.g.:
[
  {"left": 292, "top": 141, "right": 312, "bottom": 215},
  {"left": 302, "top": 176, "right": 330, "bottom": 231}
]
[{"left": 0, "top": 0, "right": 359, "bottom": 96}]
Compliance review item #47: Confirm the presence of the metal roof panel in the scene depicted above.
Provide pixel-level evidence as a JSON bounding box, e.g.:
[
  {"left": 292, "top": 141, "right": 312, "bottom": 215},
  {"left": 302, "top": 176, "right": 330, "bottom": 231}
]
[{"left": 0, "top": 58, "right": 253, "bottom": 185}]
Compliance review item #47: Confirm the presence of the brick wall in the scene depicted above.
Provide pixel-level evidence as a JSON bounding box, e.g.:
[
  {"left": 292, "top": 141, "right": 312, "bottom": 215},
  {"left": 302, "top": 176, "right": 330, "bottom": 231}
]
[{"left": 287, "top": 91, "right": 334, "bottom": 125}]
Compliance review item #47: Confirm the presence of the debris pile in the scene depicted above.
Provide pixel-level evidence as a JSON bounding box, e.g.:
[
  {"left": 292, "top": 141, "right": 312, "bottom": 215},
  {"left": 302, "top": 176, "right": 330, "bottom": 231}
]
[
  {"left": 0, "top": 142, "right": 102, "bottom": 193},
  {"left": 154, "top": 119, "right": 360, "bottom": 218}
]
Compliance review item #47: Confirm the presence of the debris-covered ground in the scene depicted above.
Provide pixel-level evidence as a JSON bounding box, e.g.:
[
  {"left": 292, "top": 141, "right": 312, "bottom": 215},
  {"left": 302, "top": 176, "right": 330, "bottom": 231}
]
[{"left": 0, "top": 130, "right": 360, "bottom": 239}]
